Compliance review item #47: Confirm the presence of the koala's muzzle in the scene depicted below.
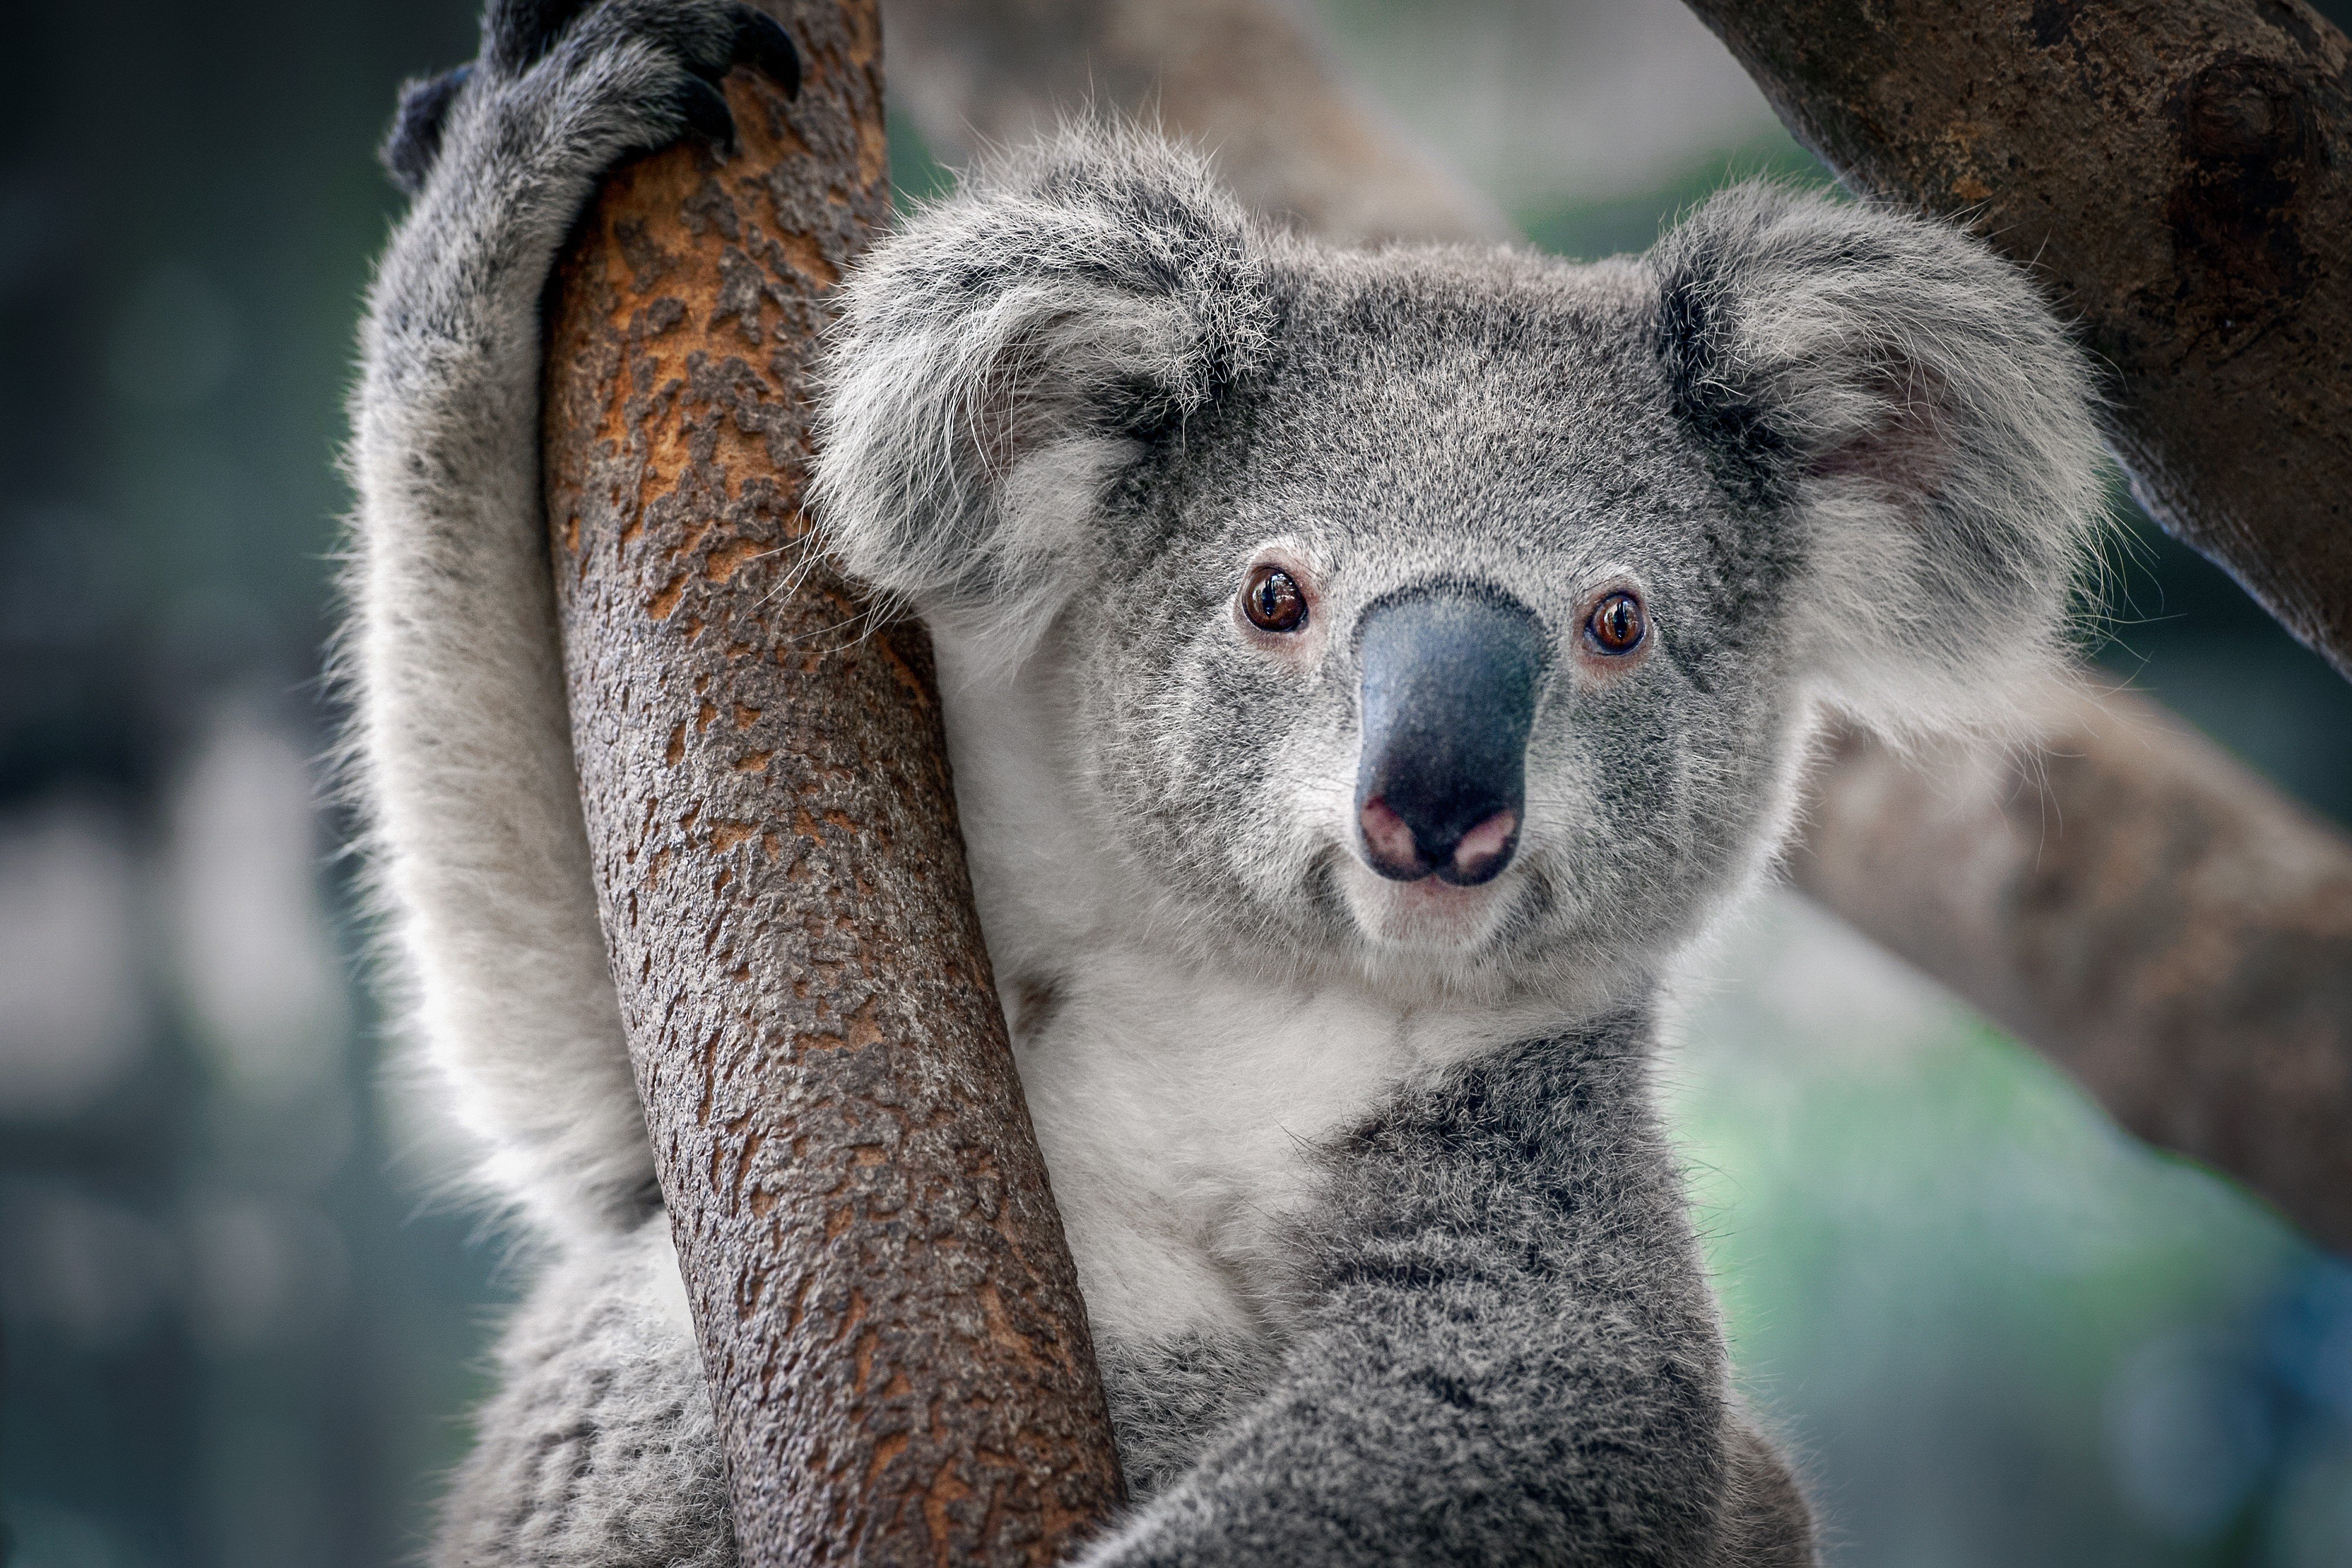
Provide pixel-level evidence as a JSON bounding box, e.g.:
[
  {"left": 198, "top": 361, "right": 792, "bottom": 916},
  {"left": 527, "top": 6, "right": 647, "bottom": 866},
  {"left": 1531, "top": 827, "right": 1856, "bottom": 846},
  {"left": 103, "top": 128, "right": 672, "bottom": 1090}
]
[{"left": 1354, "top": 590, "right": 1544, "bottom": 887}]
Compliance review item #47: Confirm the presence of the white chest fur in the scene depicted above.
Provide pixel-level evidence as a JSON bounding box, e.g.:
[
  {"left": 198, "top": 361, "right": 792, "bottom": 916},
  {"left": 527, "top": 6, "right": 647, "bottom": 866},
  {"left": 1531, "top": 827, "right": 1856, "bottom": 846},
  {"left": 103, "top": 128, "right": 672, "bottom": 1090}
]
[{"left": 931, "top": 633, "right": 1555, "bottom": 1349}]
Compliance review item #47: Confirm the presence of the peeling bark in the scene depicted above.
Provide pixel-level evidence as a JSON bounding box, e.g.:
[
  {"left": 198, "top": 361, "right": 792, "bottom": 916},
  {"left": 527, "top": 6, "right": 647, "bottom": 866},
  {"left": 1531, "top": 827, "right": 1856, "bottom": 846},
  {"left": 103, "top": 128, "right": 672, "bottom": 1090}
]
[
  {"left": 1679, "top": 0, "right": 2352, "bottom": 681},
  {"left": 539, "top": 2, "right": 1125, "bottom": 1561},
  {"left": 886, "top": 0, "right": 2352, "bottom": 1255}
]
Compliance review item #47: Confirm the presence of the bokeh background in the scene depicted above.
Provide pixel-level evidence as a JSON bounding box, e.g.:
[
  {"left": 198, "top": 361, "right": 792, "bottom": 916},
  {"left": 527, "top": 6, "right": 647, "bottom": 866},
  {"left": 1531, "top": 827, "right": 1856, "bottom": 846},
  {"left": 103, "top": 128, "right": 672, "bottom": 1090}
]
[{"left": 2, "top": 2, "right": 2348, "bottom": 1564}]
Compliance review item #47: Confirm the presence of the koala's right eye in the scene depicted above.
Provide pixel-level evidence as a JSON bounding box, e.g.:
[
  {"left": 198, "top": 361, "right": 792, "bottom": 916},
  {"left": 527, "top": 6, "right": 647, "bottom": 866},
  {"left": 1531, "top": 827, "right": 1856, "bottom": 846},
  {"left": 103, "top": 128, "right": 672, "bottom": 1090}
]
[
  {"left": 1587, "top": 591, "right": 1646, "bottom": 654},
  {"left": 1242, "top": 565, "right": 1308, "bottom": 633}
]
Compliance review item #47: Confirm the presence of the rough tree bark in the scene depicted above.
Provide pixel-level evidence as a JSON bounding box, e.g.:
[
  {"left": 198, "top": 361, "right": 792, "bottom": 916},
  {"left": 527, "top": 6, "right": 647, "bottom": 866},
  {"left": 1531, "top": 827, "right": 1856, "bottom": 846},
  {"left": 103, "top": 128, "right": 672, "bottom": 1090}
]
[
  {"left": 1677, "top": 0, "right": 2352, "bottom": 683},
  {"left": 539, "top": 2, "right": 1125, "bottom": 1562},
  {"left": 884, "top": 0, "right": 2352, "bottom": 1255}
]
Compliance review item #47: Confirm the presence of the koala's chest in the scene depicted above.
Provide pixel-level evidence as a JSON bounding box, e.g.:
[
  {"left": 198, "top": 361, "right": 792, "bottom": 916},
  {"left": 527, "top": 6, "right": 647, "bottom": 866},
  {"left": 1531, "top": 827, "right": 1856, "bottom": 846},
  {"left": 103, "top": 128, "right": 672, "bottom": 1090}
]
[{"left": 1004, "top": 950, "right": 1447, "bottom": 1348}]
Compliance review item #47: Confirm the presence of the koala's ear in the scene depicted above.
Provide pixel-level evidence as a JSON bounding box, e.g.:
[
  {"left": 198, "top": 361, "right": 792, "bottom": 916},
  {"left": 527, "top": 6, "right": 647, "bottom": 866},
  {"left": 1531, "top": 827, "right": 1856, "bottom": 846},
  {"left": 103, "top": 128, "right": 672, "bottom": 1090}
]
[
  {"left": 813, "top": 128, "right": 1274, "bottom": 642},
  {"left": 1652, "top": 186, "right": 2109, "bottom": 737}
]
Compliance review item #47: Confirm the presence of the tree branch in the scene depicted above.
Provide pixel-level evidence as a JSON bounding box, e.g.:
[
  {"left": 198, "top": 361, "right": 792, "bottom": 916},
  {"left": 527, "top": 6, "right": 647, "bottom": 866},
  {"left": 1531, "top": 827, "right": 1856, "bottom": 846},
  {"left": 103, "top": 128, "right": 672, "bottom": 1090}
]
[
  {"left": 1792, "top": 687, "right": 2352, "bottom": 1250},
  {"left": 540, "top": 2, "right": 1125, "bottom": 1560},
  {"left": 884, "top": 0, "right": 1509, "bottom": 246},
  {"left": 886, "top": 0, "right": 2352, "bottom": 1254},
  {"left": 1678, "top": 0, "right": 2352, "bottom": 681}
]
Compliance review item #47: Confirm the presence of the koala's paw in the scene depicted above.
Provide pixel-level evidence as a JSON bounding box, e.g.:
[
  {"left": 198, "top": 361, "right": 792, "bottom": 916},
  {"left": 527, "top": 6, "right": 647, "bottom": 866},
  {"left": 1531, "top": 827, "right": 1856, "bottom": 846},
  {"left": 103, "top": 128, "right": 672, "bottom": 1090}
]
[
  {"left": 380, "top": 0, "right": 799, "bottom": 197},
  {"left": 382, "top": 65, "right": 471, "bottom": 196}
]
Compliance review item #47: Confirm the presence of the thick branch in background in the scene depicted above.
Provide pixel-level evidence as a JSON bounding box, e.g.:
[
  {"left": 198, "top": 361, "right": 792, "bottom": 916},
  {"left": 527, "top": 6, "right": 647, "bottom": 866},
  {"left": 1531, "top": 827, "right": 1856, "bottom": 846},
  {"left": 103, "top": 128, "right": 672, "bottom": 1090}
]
[
  {"left": 1793, "top": 689, "right": 2352, "bottom": 1249},
  {"left": 886, "top": 0, "right": 2352, "bottom": 1254},
  {"left": 1678, "top": 0, "right": 2352, "bottom": 681},
  {"left": 539, "top": 2, "right": 1124, "bottom": 1561},
  {"left": 1671, "top": 0, "right": 2352, "bottom": 1251},
  {"left": 885, "top": 0, "right": 1509, "bottom": 245}
]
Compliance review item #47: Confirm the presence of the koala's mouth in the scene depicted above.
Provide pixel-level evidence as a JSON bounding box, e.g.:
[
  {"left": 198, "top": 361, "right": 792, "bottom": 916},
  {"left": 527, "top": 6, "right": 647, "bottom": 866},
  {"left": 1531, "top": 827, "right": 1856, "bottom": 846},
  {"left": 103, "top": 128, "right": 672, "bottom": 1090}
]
[{"left": 1338, "top": 858, "right": 1521, "bottom": 955}]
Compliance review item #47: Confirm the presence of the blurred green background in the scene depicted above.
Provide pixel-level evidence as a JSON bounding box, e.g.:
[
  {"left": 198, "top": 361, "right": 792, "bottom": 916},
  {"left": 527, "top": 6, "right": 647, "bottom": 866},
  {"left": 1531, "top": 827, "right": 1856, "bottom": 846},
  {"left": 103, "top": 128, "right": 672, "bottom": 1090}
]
[{"left": 1, "top": 2, "right": 2347, "bottom": 1564}]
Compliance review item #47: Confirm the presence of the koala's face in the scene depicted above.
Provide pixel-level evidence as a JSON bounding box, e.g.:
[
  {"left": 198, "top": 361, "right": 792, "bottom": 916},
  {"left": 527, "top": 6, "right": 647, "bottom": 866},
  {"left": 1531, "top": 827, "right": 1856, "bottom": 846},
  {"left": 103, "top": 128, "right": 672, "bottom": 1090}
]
[
  {"left": 1065, "top": 250, "right": 1799, "bottom": 987},
  {"left": 817, "top": 132, "right": 2103, "bottom": 997}
]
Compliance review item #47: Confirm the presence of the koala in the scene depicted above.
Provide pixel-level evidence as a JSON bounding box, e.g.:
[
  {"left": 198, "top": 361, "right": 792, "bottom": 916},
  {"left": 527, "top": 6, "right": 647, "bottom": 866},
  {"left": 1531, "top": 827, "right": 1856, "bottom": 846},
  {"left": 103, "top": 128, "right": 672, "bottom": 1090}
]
[{"left": 348, "top": 3, "right": 2108, "bottom": 1564}]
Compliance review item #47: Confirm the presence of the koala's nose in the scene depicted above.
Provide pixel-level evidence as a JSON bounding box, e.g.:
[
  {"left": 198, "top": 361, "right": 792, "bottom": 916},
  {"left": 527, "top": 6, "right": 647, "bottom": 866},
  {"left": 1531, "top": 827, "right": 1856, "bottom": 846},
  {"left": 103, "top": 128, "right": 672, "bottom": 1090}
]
[{"left": 1354, "top": 588, "right": 1545, "bottom": 886}]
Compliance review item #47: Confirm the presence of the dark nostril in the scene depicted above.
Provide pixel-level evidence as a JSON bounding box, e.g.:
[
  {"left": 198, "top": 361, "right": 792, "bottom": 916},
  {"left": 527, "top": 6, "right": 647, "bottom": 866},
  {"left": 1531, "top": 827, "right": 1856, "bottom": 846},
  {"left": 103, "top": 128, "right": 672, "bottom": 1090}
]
[
  {"left": 1359, "top": 796, "right": 1429, "bottom": 880},
  {"left": 1364, "top": 799, "right": 1524, "bottom": 884},
  {"left": 1441, "top": 807, "right": 1519, "bottom": 887},
  {"left": 1357, "top": 799, "right": 1521, "bottom": 885}
]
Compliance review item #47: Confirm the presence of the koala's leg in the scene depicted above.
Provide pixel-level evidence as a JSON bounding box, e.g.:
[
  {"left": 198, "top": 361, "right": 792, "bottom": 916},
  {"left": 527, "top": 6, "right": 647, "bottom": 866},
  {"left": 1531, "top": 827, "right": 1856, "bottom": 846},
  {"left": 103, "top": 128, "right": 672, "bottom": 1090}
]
[
  {"left": 433, "top": 1216, "right": 737, "bottom": 1568},
  {"left": 346, "top": 0, "right": 797, "bottom": 1236},
  {"left": 1077, "top": 1015, "right": 1818, "bottom": 1568}
]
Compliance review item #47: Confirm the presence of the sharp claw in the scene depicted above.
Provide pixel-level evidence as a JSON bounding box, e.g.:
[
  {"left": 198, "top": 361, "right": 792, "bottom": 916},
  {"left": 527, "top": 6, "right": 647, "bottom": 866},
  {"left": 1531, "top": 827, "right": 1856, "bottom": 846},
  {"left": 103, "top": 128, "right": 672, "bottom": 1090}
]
[
  {"left": 678, "top": 76, "right": 736, "bottom": 148},
  {"left": 734, "top": 8, "right": 802, "bottom": 100}
]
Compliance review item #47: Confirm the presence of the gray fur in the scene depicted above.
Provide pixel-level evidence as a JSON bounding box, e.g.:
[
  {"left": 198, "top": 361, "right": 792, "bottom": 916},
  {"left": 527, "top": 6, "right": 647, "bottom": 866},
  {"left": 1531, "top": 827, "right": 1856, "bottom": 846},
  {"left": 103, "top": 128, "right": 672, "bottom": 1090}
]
[
  {"left": 1073, "top": 1015, "right": 1799, "bottom": 1567},
  {"left": 435, "top": 1220, "right": 734, "bottom": 1568},
  {"left": 1097, "top": 1332, "right": 1279, "bottom": 1504},
  {"left": 349, "top": 5, "right": 2106, "bottom": 1562},
  {"left": 346, "top": 0, "right": 760, "bottom": 1248}
]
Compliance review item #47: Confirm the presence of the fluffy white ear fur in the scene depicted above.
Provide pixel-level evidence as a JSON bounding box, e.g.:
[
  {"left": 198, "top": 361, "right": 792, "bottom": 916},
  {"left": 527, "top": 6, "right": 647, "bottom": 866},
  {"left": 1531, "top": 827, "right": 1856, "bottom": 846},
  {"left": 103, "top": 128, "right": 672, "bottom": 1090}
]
[
  {"left": 1654, "top": 185, "right": 2110, "bottom": 743},
  {"left": 812, "top": 126, "right": 1274, "bottom": 660}
]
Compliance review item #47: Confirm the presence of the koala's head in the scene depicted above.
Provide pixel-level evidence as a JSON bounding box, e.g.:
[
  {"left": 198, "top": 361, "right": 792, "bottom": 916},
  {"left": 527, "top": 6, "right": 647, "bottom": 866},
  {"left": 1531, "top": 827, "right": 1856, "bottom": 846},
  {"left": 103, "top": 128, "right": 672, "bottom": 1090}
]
[{"left": 816, "top": 130, "right": 2105, "bottom": 997}]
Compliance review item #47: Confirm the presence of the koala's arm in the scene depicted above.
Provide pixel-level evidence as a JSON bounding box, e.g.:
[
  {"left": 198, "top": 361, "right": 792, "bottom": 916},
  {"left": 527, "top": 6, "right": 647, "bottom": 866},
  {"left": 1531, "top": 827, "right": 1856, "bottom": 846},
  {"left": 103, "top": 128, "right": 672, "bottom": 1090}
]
[
  {"left": 1080, "top": 1018, "right": 1812, "bottom": 1568},
  {"left": 345, "top": 0, "right": 796, "bottom": 1238}
]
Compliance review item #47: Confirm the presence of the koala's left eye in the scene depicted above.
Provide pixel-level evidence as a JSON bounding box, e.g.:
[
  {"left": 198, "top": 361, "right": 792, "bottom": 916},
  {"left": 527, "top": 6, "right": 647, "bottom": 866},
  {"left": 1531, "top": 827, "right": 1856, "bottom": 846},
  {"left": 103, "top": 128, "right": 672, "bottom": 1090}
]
[
  {"left": 1242, "top": 565, "right": 1308, "bottom": 633},
  {"left": 1587, "top": 591, "right": 1645, "bottom": 654}
]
